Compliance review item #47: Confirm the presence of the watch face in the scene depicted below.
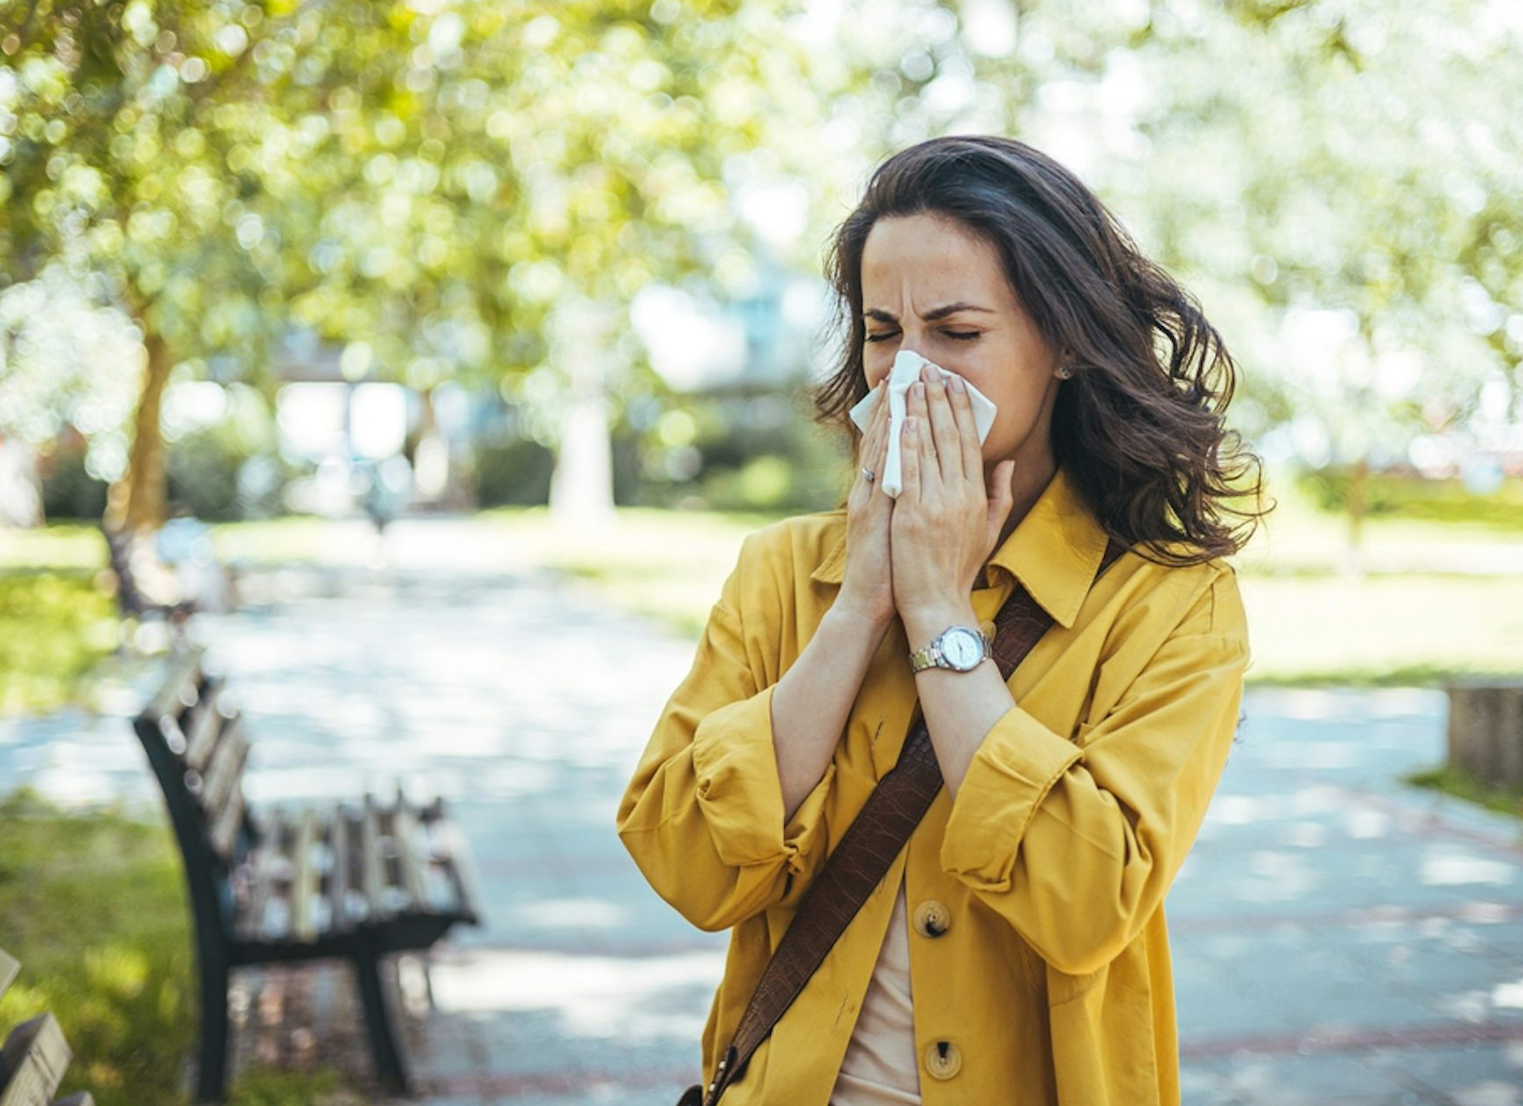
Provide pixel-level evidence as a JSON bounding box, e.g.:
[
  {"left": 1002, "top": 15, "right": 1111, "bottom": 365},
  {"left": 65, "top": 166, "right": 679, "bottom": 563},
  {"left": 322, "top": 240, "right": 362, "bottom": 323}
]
[{"left": 941, "top": 627, "right": 983, "bottom": 669}]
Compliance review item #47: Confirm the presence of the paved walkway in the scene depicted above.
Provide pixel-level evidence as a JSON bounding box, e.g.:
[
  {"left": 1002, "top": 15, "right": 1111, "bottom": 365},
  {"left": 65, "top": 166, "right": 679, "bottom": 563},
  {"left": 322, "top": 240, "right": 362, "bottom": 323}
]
[{"left": 4, "top": 543, "right": 1523, "bottom": 1104}]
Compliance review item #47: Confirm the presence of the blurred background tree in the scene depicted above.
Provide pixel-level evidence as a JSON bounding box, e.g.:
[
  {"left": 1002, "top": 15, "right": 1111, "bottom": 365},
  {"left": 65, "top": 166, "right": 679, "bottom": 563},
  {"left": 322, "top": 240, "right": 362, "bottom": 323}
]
[
  {"left": 0, "top": 0, "right": 309, "bottom": 530},
  {"left": 2, "top": 0, "right": 1520, "bottom": 543}
]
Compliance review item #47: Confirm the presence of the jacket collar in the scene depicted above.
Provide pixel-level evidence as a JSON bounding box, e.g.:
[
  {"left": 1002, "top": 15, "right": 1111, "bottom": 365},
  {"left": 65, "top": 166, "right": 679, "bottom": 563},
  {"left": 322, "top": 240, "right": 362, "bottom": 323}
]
[{"left": 808, "top": 462, "right": 1111, "bottom": 630}]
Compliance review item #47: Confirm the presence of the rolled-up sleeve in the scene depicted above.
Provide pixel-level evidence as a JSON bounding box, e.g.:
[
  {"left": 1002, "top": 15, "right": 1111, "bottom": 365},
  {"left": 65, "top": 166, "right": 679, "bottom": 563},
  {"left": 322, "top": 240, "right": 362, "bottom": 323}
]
[
  {"left": 940, "top": 569, "right": 1250, "bottom": 976},
  {"left": 617, "top": 533, "right": 833, "bottom": 932}
]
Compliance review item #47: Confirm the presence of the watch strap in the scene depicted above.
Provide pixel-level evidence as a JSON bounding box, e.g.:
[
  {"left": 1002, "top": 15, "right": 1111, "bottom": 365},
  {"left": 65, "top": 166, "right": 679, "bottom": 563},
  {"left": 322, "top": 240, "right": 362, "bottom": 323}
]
[{"left": 909, "top": 626, "right": 993, "bottom": 673}]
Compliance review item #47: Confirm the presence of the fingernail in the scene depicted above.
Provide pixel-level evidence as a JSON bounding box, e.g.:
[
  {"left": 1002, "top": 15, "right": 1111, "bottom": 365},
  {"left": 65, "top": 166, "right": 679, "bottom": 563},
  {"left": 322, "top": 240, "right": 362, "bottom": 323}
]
[
  {"left": 949, "top": 376, "right": 965, "bottom": 393},
  {"left": 912, "top": 382, "right": 924, "bottom": 398},
  {"left": 904, "top": 416, "right": 916, "bottom": 433}
]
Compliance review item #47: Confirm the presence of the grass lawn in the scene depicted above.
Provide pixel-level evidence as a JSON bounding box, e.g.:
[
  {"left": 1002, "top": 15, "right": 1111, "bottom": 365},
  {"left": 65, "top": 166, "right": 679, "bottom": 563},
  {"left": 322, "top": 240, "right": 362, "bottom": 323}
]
[
  {"left": 1238, "top": 573, "right": 1523, "bottom": 686},
  {"left": 0, "top": 789, "right": 351, "bottom": 1106},
  {"left": 1406, "top": 763, "right": 1523, "bottom": 821},
  {"left": 0, "top": 569, "right": 120, "bottom": 715},
  {"left": 465, "top": 479, "right": 1523, "bottom": 686}
]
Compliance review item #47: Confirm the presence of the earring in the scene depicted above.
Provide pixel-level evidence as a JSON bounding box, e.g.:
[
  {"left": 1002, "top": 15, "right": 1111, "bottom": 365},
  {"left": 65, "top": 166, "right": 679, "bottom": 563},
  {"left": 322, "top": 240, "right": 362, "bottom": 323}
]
[{"left": 1056, "top": 364, "right": 1074, "bottom": 380}]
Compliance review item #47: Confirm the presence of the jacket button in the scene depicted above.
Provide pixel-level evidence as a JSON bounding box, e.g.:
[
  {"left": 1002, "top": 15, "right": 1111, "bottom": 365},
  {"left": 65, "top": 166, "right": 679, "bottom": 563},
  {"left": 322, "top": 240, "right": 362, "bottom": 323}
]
[
  {"left": 924, "top": 1039, "right": 963, "bottom": 1080},
  {"left": 912, "top": 899, "right": 950, "bottom": 938}
]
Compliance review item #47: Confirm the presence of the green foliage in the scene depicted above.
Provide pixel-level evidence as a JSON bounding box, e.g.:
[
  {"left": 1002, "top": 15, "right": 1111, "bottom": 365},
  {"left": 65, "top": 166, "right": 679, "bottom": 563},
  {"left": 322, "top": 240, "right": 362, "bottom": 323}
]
[
  {"left": 0, "top": 0, "right": 885, "bottom": 393},
  {"left": 4, "top": 0, "right": 1522, "bottom": 534},
  {"left": 1085, "top": 0, "right": 1523, "bottom": 468},
  {"left": 160, "top": 381, "right": 290, "bottom": 520},
  {"left": 469, "top": 435, "right": 556, "bottom": 507},
  {"left": 628, "top": 391, "right": 851, "bottom": 511},
  {"left": 165, "top": 427, "right": 243, "bottom": 520},
  {"left": 39, "top": 441, "right": 110, "bottom": 521},
  {"left": 701, "top": 454, "right": 798, "bottom": 511},
  {"left": 165, "top": 428, "right": 283, "bottom": 522},
  {"left": 1296, "top": 468, "right": 1523, "bottom": 530},
  {"left": 0, "top": 569, "right": 118, "bottom": 714}
]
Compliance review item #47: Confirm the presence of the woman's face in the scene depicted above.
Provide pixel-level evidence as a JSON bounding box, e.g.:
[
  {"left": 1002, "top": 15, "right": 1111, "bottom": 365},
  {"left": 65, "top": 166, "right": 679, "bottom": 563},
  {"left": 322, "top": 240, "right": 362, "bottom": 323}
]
[{"left": 859, "top": 211, "right": 1063, "bottom": 476}]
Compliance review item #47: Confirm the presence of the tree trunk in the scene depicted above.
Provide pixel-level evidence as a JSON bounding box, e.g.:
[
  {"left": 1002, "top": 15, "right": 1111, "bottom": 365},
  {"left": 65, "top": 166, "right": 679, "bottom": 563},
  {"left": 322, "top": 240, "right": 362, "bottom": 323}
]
[
  {"left": 547, "top": 301, "right": 616, "bottom": 531},
  {"left": 106, "top": 329, "right": 173, "bottom": 534}
]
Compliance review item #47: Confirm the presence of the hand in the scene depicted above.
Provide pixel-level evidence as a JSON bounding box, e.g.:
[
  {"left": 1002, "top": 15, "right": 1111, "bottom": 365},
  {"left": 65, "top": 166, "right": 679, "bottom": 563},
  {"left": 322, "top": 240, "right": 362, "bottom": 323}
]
[
  {"left": 835, "top": 380, "right": 896, "bottom": 627},
  {"left": 891, "top": 364, "right": 1016, "bottom": 632}
]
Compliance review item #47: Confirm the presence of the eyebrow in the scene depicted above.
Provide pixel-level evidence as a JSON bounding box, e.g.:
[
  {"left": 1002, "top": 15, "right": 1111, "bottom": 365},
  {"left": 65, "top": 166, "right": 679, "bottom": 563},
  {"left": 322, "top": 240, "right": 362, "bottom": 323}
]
[{"left": 862, "top": 302, "right": 996, "bottom": 324}]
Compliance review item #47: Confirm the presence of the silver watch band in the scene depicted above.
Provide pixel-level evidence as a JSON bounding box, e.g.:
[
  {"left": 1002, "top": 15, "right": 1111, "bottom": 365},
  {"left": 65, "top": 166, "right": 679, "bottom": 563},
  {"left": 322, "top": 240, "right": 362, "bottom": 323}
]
[{"left": 908, "top": 625, "right": 993, "bottom": 673}]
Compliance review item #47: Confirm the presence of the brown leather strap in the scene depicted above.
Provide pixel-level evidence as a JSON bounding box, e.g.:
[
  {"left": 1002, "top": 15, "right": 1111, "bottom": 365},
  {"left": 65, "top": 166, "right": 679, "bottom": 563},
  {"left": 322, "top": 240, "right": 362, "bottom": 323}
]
[{"left": 703, "top": 537, "right": 1129, "bottom": 1104}]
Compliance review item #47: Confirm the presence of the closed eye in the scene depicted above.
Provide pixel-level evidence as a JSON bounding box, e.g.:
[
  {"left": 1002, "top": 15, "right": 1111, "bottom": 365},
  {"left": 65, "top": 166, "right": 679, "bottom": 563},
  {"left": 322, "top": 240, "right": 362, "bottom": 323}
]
[{"left": 866, "top": 329, "right": 981, "bottom": 344}]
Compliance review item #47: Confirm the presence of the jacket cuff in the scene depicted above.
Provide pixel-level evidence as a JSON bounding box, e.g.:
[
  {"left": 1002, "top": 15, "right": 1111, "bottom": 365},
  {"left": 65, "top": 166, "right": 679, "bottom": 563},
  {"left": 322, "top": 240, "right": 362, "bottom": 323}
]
[
  {"left": 690, "top": 682, "right": 834, "bottom": 875},
  {"left": 940, "top": 704, "right": 1085, "bottom": 891}
]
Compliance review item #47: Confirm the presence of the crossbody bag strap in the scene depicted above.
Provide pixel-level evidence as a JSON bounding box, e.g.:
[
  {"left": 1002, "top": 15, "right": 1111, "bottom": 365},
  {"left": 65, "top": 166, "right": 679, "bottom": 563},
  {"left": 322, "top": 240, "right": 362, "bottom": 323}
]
[{"left": 702, "top": 536, "right": 1128, "bottom": 1105}]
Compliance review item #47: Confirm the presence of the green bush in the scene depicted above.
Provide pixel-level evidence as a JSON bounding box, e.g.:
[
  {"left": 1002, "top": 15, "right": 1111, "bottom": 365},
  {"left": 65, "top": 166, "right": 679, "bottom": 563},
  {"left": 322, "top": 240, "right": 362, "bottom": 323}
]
[
  {"left": 166, "top": 386, "right": 290, "bottom": 522},
  {"left": 470, "top": 434, "right": 556, "bottom": 506},
  {"left": 39, "top": 446, "right": 109, "bottom": 522},
  {"left": 168, "top": 429, "right": 294, "bottom": 523},
  {"left": 1298, "top": 466, "right": 1523, "bottom": 530},
  {"left": 632, "top": 392, "right": 850, "bottom": 512}
]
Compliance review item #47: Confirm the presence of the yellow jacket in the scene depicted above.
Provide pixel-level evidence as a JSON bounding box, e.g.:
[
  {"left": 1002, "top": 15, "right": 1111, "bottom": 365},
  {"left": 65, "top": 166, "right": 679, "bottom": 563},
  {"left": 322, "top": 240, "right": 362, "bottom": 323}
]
[{"left": 616, "top": 463, "right": 1251, "bottom": 1105}]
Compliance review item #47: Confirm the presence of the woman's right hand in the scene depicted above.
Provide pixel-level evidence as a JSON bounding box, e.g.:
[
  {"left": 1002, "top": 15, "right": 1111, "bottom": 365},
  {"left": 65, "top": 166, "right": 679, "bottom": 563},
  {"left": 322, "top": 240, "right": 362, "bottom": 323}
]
[{"left": 835, "top": 381, "right": 897, "bottom": 628}]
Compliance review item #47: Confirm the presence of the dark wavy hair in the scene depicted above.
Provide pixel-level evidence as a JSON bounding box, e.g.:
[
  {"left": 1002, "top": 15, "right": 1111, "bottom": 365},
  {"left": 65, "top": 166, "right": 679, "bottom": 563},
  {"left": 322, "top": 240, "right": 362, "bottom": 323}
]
[{"left": 813, "top": 135, "right": 1271, "bottom": 568}]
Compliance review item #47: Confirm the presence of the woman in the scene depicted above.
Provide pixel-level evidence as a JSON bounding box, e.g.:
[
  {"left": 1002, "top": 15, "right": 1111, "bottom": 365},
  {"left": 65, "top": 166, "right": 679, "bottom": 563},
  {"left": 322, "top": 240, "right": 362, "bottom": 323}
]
[{"left": 616, "top": 135, "right": 1270, "bottom": 1105}]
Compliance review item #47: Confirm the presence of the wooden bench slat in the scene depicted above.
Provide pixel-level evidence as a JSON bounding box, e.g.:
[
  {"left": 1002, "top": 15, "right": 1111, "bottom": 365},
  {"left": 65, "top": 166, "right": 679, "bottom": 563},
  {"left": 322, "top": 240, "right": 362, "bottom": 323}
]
[
  {"left": 375, "top": 799, "right": 412, "bottom": 916},
  {"left": 0, "top": 1013, "right": 71, "bottom": 1106},
  {"left": 239, "top": 809, "right": 288, "bottom": 941},
  {"left": 290, "top": 809, "right": 320, "bottom": 943},
  {"left": 144, "top": 648, "right": 205, "bottom": 729},
  {"left": 326, "top": 804, "right": 352, "bottom": 933},
  {"left": 360, "top": 795, "right": 386, "bottom": 922},
  {"left": 199, "top": 716, "right": 249, "bottom": 823},
  {"left": 0, "top": 949, "right": 17, "bottom": 1004},
  {"left": 388, "top": 799, "right": 429, "bottom": 914},
  {"left": 182, "top": 680, "right": 228, "bottom": 772},
  {"left": 429, "top": 813, "right": 484, "bottom": 924},
  {"left": 207, "top": 785, "right": 247, "bottom": 862}
]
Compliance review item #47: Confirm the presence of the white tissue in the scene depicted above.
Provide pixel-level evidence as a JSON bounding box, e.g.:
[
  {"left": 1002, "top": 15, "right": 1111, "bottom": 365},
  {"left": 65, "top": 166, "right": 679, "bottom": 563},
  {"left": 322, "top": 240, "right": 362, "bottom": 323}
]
[{"left": 847, "top": 350, "right": 998, "bottom": 498}]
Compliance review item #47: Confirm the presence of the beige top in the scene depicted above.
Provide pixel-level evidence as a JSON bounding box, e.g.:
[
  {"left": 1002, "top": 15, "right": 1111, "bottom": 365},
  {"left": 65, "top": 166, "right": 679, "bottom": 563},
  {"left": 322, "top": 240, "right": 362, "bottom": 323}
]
[{"left": 829, "top": 872, "right": 922, "bottom": 1105}]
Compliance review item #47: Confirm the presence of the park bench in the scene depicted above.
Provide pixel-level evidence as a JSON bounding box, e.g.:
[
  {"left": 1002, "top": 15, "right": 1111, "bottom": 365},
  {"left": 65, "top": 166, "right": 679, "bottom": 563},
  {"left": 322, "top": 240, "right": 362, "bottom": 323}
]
[
  {"left": 132, "top": 646, "right": 483, "bottom": 1101},
  {"left": 100, "top": 523, "right": 198, "bottom": 631},
  {"left": 0, "top": 947, "right": 93, "bottom": 1106}
]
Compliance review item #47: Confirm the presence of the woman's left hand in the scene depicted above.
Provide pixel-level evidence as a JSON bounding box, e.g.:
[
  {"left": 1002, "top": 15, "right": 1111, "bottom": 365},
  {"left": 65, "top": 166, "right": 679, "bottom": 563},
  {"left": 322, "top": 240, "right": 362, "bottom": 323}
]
[{"left": 891, "top": 363, "right": 1016, "bottom": 630}]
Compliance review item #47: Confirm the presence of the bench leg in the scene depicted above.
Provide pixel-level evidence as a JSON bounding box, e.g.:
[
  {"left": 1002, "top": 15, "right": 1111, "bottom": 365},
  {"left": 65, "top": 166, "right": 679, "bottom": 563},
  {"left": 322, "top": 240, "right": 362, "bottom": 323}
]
[
  {"left": 354, "top": 945, "right": 410, "bottom": 1094},
  {"left": 195, "top": 958, "right": 230, "bottom": 1102}
]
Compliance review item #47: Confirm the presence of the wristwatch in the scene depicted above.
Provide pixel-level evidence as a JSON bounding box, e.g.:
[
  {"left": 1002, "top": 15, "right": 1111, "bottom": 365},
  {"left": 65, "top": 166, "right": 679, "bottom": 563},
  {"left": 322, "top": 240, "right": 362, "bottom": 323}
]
[{"left": 908, "top": 624, "right": 993, "bottom": 674}]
